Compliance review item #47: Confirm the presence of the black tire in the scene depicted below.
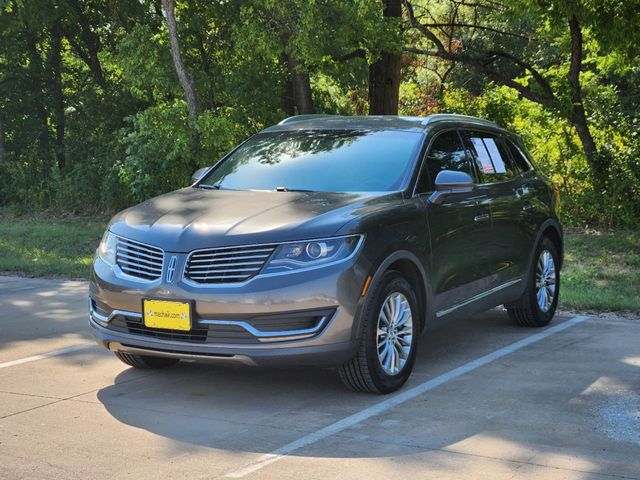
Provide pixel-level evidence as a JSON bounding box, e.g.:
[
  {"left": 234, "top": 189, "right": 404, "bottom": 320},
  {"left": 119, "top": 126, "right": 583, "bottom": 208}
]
[
  {"left": 505, "top": 237, "right": 560, "bottom": 327},
  {"left": 114, "top": 351, "right": 179, "bottom": 369},
  {"left": 338, "top": 271, "right": 419, "bottom": 394}
]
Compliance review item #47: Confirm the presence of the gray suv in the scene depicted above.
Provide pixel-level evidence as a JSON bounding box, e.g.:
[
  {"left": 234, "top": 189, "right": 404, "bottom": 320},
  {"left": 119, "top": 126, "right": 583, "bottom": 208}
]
[{"left": 89, "top": 114, "right": 562, "bottom": 393}]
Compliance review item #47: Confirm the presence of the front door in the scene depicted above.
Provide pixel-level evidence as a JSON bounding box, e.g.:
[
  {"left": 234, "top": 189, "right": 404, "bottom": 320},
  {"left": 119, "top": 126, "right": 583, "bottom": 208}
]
[{"left": 415, "top": 129, "right": 496, "bottom": 316}]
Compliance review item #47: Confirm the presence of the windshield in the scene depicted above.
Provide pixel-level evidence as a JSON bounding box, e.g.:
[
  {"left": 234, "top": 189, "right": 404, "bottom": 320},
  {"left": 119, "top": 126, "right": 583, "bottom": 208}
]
[{"left": 199, "top": 130, "right": 423, "bottom": 192}]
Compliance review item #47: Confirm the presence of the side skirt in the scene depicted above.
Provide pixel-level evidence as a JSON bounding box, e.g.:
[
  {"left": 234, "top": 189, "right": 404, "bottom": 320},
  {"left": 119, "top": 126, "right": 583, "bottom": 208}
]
[{"left": 436, "top": 278, "right": 522, "bottom": 318}]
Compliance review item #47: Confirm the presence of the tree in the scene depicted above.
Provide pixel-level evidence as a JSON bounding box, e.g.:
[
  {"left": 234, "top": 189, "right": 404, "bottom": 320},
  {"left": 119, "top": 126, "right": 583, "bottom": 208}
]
[
  {"left": 368, "top": 0, "right": 402, "bottom": 115},
  {"left": 0, "top": 114, "right": 5, "bottom": 163},
  {"left": 49, "top": 21, "right": 65, "bottom": 169},
  {"left": 162, "top": 0, "right": 199, "bottom": 168},
  {"left": 238, "top": 0, "right": 317, "bottom": 115},
  {"left": 59, "top": 0, "right": 107, "bottom": 89},
  {"left": 402, "top": 0, "right": 640, "bottom": 182},
  {"left": 1, "top": 0, "right": 638, "bottom": 227},
  {"left": 285, "top": 51, "right": 315, "bottom": 114}
]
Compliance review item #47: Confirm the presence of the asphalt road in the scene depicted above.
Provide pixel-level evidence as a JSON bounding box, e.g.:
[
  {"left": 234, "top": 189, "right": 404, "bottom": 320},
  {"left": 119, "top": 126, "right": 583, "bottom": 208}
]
[{"left": 0, "top": 275, "right": 639, "bottom": 480}]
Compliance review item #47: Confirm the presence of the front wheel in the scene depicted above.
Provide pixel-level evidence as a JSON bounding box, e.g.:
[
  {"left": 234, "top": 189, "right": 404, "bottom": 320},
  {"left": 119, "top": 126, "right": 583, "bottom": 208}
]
[
  {"left": 505, "top": 237, "right": 560, "bottom": 327},
  {"left": 338, "top": 271, "right": 419, "bottom": 394}
]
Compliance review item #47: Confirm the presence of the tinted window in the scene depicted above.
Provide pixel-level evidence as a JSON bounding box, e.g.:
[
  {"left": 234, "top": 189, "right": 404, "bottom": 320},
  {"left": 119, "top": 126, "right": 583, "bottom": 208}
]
[
  {"left": 505, "top": 139, "right": 531, "bottom": 172},
  {"left": 416, "top": 130, "right": 470, "bottom": 193},
  {"left": 464, "top": 131, "right": 518, "bottom": 183},
  {"left": 200, "top": 130, "right": 422, "bottom": 192}
]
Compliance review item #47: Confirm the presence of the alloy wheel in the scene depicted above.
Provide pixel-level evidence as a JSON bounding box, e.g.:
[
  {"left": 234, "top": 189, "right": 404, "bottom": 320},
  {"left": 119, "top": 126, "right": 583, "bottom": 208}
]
[
  {"left": 535, "top": 249, "right": 556, "bottom": 312},
  {"left": 376, "top": 292, "right": 414, "bottom": 375}
]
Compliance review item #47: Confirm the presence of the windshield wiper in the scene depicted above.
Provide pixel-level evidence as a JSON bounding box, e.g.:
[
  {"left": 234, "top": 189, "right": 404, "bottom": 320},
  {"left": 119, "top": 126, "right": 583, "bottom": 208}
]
[
  {"left": 197, "top": 184, "right": 221, "bottom": 190},
  {"left": 274, "top": 187, "right": 315, "bottom": 193}
]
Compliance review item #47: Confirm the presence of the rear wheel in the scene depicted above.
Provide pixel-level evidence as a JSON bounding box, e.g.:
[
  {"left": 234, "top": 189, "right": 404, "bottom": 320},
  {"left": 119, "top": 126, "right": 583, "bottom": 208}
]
[
  {"left": 114, "top": 351, "right": 179, "bottom": 369},
  {"left": 338, "top": 271, "right": 419, "bottom": 394},
  {"left": 505, "top": 237, "right": 559, "bottom": 327}
]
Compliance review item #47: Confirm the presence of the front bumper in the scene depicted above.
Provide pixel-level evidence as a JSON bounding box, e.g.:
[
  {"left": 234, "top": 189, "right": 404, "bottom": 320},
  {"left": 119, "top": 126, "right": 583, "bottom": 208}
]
[{"left": 88, "top": 251, "right": 366, "bottom": 367}]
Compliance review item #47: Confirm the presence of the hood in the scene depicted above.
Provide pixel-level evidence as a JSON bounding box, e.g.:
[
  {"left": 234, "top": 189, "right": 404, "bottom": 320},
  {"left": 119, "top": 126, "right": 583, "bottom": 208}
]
[{"left": 108, "top": 187, "right": 400, "bottom": 251}]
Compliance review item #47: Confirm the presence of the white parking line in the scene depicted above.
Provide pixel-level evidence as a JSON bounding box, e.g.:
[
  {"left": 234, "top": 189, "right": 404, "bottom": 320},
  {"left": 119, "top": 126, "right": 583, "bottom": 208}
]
[
  {"left": 0, "top": 343, "right": 96, "bottom": 370},
  {"left": 226, "top": 315, "right": 589, "bottom": 478}
]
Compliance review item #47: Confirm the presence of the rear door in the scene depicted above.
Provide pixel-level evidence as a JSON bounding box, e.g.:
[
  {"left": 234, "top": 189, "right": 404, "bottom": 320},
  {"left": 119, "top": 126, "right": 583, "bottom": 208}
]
[
  {"left": 461, "top": 129, "right": 530, "bottom": 284},
  {"left": 416, "top": 129, "right": 496, "bottom": 316}
]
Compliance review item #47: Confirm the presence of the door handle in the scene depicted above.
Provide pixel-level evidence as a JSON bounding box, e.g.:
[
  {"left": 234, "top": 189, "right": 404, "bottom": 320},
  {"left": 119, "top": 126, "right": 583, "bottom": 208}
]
[
  {"left": 522, "top": 203, "right": 535, "bottom": 212},
  {"left": 474, "top": 213, "right": 491, "bottom": 223}
]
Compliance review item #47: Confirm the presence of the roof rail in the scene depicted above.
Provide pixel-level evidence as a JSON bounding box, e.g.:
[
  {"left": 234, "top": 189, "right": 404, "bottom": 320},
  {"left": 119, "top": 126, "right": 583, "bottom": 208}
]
[
  {"left": 278, "top": 114, "right": 336, "bottom": 125},
  {"left": 421, "top": 114, "right": 500, "bottom": 128}
]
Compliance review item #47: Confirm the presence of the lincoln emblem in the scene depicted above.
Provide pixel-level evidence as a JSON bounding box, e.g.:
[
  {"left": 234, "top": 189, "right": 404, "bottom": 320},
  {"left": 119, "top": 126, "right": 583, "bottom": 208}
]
[{"left": 166, "top": 255, "right": 177, "bottom": 283}]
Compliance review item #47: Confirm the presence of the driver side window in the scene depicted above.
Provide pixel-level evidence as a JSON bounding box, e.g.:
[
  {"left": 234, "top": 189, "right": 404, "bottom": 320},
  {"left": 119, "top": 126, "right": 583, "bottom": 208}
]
[{"left": 416, "top": 130, "right": 471, "bottom": 194}]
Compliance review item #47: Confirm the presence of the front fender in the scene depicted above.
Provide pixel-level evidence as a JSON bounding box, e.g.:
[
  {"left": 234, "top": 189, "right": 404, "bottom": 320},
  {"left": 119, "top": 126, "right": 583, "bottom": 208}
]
[{"left": 350, "top": 249, "right": 432, "bottom": 341}]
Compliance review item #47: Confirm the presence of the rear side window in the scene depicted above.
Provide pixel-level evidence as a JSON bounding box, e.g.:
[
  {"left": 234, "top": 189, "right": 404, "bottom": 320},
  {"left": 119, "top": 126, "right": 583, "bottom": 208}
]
[
  {"left": 505, "top": 139, "right": 532, "bottom": 172},
  {"left": 463, "top": 130, "right": 519, "bottom": 183},
  {"left": 416, "top": 130, "right": 470, "bottom": 193}
]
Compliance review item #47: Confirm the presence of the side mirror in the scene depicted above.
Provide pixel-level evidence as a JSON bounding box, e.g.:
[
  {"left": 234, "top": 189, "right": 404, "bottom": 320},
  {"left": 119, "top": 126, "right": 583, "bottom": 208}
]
[
  {"left": 428, "top": 170, "right": 475, "bottom": 205},
  {"left": 191, "top": 167, "right": 209, "bottom": 183}
]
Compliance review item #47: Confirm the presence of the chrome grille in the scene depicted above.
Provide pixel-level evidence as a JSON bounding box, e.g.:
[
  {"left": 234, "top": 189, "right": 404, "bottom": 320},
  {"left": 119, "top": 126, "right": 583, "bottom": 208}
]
[
  {"left": 185, "top": 244, "right": 277, "bottom": 284},
  {"left": 116, "top": 237, "right": 164, "bottom": 280}
]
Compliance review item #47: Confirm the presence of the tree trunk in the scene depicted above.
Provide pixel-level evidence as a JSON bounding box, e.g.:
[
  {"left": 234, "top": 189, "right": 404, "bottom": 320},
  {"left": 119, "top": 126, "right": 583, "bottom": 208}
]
[
  {"left": 162, "top": 0, "right": 199, "bottom": 169},
  {"left": 50, "top": 24, "right": 66, "bottom": 170},
  {"left": 280, "top": 54, "right": 296, "bottom": 116},
  {"left": 282, "top": 78, "right": 296, "bottom": 117},
  {"left": 63, "top": 0, "right": 106, "bottom": 89},
  {"left": 567, "top": 15, "right": 603, "bottom": 180},
  {"left": 0, "top": 115, "right": 5, "bottom": 163},
  {"left": 368, "top": 0, "right": 402, "bottom": 115},
  {"left": 24, "top": 30, "right": 51, "bottom": 166},
  {"left": 62, "top": 31, "right": 106, "bottom": 89},
  {"left": 163, "top": 0, "right": 198, "bottom": 122},
  {"left": 286, "top": 54, "right": 315, "bottom": 114}
]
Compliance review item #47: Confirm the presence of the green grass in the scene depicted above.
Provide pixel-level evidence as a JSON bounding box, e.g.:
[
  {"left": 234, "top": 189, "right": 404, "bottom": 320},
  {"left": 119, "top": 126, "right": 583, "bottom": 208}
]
[
  {"left": 0, "top": 214, "right": 638, "bottom": 312},
  {"left": 0, "top": 214, "right": 106, "bottom": 279},
  {"left": 562, "top": 230, "right": 640, "bottom": 313}
]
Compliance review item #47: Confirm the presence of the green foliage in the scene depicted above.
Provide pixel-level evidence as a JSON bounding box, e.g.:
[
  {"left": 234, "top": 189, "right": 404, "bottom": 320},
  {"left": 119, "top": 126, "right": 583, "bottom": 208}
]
[
  {"left": 114, "top": 23, "right": 178, "bottom": 103},
  {"left": 119, "top": 101, "right": 242, "bottom": 202},
  {"left": 442, "top": 83, "right": 640, "bottom": 228},
  {"left": 0, "top": 0, "right": 639, "bottom": 229},
  {"left": 119, "top": 101, "right": 194, "bottom": 202}
]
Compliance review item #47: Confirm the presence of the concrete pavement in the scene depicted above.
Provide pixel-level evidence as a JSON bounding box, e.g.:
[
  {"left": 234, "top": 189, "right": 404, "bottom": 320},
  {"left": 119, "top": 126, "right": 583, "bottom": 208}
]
[{"left": 0, "top": 275, "right": 638, "bottom": 479}]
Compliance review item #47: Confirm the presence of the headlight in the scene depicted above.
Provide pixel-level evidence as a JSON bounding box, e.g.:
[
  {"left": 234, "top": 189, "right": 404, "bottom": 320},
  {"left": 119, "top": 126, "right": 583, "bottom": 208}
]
[
  {"left": 98, "top": 231, "right": 117, "bottom": 265},
  {"left": 262, "top": 235, "right": 363, "bottom": 274}
]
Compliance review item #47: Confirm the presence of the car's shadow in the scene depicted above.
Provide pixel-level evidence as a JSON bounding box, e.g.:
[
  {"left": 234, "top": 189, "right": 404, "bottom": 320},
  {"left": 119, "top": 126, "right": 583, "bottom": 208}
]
[
  {"left": 96, "top": 310, "right": 636, "bottom": 471},
  {"left": 95, "top": 311, "right": 522, "bottom": 452}
]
